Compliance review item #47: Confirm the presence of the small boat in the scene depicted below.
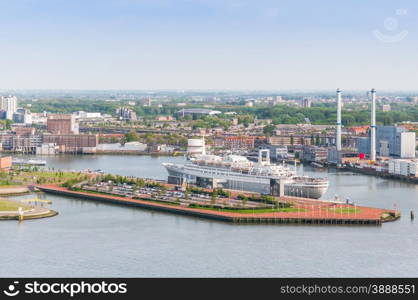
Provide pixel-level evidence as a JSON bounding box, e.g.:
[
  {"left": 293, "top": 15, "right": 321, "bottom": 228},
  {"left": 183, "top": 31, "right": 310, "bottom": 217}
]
[{"left": 311, "top": 162, "right": 325, "bottom": 168}]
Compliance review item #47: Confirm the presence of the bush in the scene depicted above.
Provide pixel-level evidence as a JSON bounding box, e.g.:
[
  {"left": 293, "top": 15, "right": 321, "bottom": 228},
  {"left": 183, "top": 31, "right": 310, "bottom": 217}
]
[{"left": 62, "top": 178, "right": 80, "bottom": 188}]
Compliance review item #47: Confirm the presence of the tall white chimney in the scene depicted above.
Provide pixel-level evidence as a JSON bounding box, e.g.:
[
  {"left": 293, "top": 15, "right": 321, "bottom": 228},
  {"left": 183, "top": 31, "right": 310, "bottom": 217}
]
[
  {"left": 370, "top": 88, "right": 376, "bottom": 161},
  {"left": 336, "top": 88, "right": 342, "bottom": 151}
]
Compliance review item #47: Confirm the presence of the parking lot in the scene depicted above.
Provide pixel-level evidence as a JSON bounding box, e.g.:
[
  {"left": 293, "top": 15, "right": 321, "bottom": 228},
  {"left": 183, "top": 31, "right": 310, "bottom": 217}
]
[{"left": 82, "top": 182, "right": 270, "bottom": 209}]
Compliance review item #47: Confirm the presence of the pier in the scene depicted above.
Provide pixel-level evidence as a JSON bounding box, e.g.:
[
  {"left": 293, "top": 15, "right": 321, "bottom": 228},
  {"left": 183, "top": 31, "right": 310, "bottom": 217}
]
[
  {"left": 34, "top": 184, "right": 400, "bottom": 226},
  {"left": 0, "top": 205, "right": 58, "bottom": 221}
]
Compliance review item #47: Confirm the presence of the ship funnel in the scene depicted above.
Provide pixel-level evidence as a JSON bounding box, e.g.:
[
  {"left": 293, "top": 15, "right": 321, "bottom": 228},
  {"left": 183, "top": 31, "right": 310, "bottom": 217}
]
[{"left": 258, "top": 149, "right": 270, "bottom": 165}]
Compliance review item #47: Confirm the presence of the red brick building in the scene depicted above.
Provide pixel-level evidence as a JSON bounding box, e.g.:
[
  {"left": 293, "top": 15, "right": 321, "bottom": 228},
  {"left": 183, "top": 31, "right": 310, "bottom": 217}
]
[
  {"left": 43, "top": 134, "right": 98, "bottom": 153},
  {"left": 47, "top": 114, "right": 78, "bottom": 134},
  {"left": 12, "top": 127, "right": 36, "bottom": 137}
]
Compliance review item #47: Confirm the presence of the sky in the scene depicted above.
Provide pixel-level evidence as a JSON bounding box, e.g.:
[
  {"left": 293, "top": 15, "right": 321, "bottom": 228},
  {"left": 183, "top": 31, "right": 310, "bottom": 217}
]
[{"left": 0, "top": 0, "right": 418, "bottom": 91}]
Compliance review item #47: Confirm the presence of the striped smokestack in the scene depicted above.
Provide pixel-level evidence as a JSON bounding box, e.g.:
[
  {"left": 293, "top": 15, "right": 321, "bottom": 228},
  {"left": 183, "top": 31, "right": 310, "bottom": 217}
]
[
  {"left": 370, "top": 88, "right": 376, "bottom": 161},
  {"left": 336, "top": 88, "right": 342, "bottom": 152}
]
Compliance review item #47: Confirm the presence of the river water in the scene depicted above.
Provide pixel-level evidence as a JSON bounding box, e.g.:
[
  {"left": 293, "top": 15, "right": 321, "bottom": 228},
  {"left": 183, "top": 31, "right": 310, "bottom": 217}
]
[{"left": 1, "top": 155, "right": 418, "bottom": 277}]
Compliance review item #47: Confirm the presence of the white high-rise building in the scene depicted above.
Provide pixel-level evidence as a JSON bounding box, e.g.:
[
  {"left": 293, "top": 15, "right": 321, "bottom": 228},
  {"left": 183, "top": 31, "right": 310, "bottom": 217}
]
[
  {"left": 0, "top": 96, "right": 18, "bottom": 120},
  {"left": 399, "top": 132, "right": 416, "bottom": 158}
]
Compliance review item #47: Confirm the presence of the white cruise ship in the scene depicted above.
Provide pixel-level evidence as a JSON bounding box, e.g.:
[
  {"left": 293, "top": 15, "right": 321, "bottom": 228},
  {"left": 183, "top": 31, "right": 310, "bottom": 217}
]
[{"left": 163, "top": 150, "right": 329, "bottom": 199}]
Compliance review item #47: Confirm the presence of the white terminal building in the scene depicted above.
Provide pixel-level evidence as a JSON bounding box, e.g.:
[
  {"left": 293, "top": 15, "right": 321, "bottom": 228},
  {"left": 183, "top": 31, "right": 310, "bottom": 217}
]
[{"left": 389, "top": 159, "right": 418, "bottom": 177}]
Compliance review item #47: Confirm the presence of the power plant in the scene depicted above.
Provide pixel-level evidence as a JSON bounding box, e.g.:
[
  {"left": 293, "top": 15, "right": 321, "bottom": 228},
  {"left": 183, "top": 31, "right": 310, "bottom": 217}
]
[{"left": 329, "top": 87, "right": 380, "bottom": 164}]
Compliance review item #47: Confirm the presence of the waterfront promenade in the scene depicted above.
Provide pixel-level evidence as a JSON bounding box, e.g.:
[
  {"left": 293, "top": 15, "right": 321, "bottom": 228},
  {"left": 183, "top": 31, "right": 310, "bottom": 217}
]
[{"left": 35, "top": 184, "right": 400, "bottom": 225}]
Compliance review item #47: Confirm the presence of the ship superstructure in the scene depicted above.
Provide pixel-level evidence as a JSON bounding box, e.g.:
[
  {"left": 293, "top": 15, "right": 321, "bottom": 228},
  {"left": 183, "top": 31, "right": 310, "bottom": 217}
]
[{"left": 163, "top": 149, "right": 329, "bottom": 199}]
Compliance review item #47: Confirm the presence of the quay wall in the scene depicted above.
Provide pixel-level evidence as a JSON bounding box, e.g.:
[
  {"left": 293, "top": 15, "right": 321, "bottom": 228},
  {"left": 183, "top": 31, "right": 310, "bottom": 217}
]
[
  {"left": 342, "top": 166, "right": 418, "bottom": 184},
  {"left": 34, "top": 185, "right": 398, "bottom": 226}
]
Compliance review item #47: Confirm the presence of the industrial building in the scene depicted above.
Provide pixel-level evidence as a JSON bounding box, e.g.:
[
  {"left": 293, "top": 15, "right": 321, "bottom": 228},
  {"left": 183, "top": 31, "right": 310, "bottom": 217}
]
[
  {"left": 36, "top": 143, "right": 59, "bottom": 155},
  {"left": 177, "top": 108, "right": 221, "bottom": 117},
  {"left": 357, "top": 126, "right": 416, "bottom": 158},
  {"left": 328, "top": 88, "right": 415, "bottom": 162},
  {"left": 0, "top": 131, "right": 42, "bottom": 153},
  {"left": 43, "top": 134, "right": 98, "bottom": 153},
  {"left": 11, "top": 135, "right": 43, "bottom": 153},
  {"left": 47, "top": 114, "right": 79, "bottom": 134}
]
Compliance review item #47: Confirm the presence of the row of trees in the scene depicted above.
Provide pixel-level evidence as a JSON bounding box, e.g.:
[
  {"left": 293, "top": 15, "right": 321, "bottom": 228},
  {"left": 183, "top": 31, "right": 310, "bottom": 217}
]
[
  {"left": 23, "top": 98, "right": 418, "bottom": 127},
  {"left": 239, "top": 104, "right": 418, "bottom": 126},
  {"left": 23, "top": 99, "right": 210, "bottom": 119},
  {"left": 123, "top": 131, "right": 188, "bottom": 146}
]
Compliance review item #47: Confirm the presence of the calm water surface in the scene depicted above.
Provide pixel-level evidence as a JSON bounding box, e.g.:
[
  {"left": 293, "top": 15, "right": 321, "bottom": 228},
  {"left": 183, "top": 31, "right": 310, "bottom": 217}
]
[{"left": 1, "top": 155, "right": 417, "bottom": 277}]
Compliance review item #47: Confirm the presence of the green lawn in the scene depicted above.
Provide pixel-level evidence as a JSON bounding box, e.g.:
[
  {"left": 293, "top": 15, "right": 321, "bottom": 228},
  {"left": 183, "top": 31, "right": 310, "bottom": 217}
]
[
  {"left": 327, "top": 207, "right": 361, "bottom": 214},
  {"left": 0, "top": 199, "right": 31, "bottom": 211},
  {"left": 4, "top": 168, "right": 88, "bottom": 185},
  {"left": 0, "top": 182, "right": 19, "bottom": 186},
  {"left": 0, "top": 185, "right": 23, "bottom": 188}
]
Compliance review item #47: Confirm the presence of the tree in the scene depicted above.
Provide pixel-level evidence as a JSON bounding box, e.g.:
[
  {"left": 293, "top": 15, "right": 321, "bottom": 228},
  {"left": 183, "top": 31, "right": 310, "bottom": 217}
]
[
  {"left": 210, "top": 191, "right": 217, "bottom": 207},
  {"left": 135, "top": 178, "right": 145, "bottom": 189},
  {"left": 263, "top": 124, "right": 276, "bottom": 136},
  {"left": 315, "top": 134, "right": 320, "bottom": 146},
  {"left": 274, "top": 200, "right": 280, "bottom": 209},
  {"left": 242, "top": 197, "right": 248, "bottom": 208},
  {"left": 125, "top": 130, "right": 139, "bottom": 142},
  {"left": 110, "top": 136, "right": 119, "bottom": 143}
]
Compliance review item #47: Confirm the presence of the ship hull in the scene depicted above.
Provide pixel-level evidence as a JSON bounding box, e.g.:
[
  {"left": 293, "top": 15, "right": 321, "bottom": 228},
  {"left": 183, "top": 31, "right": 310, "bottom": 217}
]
[{"left": 163, "top": 163, "right": 328, "bottom": 199}]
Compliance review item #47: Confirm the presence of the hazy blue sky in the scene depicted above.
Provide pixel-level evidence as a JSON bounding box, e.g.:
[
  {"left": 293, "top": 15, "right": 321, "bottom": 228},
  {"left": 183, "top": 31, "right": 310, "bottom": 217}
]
[{"left": 0, "top": 0, "right": 417, "bottom": 90}]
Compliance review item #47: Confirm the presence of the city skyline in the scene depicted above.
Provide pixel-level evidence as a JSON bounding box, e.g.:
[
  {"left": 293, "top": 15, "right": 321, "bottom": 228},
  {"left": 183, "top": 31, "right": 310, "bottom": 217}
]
[{"left": 0, "top": 0, "right": 417, "bottom": 90}]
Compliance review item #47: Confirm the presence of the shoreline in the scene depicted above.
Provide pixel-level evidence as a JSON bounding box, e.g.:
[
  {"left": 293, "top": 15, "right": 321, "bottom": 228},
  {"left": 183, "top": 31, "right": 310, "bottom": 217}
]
[
  {"left": 3, "top": 151, "right": 185, "bottom": 156},
  {"left": 337, "top": 165, "right": 418, "bottom": 184}
]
